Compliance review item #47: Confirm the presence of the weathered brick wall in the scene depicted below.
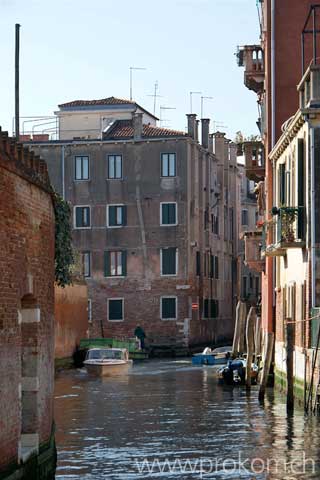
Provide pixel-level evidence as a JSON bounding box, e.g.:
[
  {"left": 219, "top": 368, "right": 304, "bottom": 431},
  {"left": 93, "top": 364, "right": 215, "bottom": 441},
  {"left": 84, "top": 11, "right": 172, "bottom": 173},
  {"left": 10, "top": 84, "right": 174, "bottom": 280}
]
[
  {"left": 0, "top": 131, "right": 55, "bottom": 473},
  {"left": 55, "top": 282, "right": 88, "bottom": 358}
]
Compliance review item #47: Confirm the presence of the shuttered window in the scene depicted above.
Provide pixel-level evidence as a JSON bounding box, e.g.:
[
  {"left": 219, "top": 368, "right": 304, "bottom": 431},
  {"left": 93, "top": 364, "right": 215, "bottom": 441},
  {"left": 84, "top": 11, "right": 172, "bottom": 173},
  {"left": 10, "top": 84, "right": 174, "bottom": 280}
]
[
  {"left": 161, "top": 297, "right": 177, "bottom": 320},
  {"left": 214, "top": 256, "right": 219, "bottom": 279},
  {"left": 108, "top": 155, "right": 122, "bottom": 179},
  {"left": 161, "top": 203, "right": 177, "bottom": 225},
  {"left": 210, "top": 299, "right": 219, "bottom": 318},
  {"left": 75, "top": 156, "right": 89, "bottom": 180},
  {"left": 161, "top": 153, "right": 176, "bottom": 177},
  {"left": 104, "top": 251, "right": 127, "bottom": 277},
  {"left": 161, "top": 247, "right": 177, "bottom": 275},
  {"left": 107, "top": 205, "right": 127, "bottom": 227},
  {"left": 241, "top": 209, "right": 249, "bottom": 226},
  {"left": 203, "top": 299, "right": 209, "bottom": 318},
  {"left": 75, "top": 206, "right": 91, "bottom": 228},
  {"left": 108, "top": 299, "right": 124, "bottom": 321},
  {"left": 196, "top": 251, "right": 201, "bottom": 276},
  {"left": 82, "top": 251, "right": 91, "bottom": 277}
]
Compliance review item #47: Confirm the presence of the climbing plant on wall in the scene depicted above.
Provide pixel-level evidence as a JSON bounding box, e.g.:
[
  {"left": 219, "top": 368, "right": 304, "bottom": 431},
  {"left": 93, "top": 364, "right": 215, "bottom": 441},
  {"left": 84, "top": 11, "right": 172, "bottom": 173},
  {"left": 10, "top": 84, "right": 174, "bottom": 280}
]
[{"left": 53, "top": 193, "right": 75, "bottom": 287}]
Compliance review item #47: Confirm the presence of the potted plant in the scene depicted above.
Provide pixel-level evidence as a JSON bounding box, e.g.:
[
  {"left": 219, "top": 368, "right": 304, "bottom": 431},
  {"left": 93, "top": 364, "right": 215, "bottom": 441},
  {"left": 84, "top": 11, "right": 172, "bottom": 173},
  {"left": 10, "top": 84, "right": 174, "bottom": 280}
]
[{"left": 280, "top": 207, "right": 299, "bottom": 243}]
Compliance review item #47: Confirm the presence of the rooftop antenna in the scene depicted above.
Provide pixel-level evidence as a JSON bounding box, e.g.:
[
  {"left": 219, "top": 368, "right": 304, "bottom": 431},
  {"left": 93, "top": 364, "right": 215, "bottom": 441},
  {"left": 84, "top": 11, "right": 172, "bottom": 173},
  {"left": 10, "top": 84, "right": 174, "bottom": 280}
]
[
  {"left": 213, "top": 121, "right": 228, "bottom": 132},
  {"left": 15, "top": 23, "right": 20, "bottom": 140},
  {"left": 160, "top": 105, "right": 176, "bottom": 127},
  {"left": 129, "top": 66, "right": 146, "bottom": 101},
  {"left": 201, "top": 96, "right": 214, "bottom": 118},
  {"left": 147, "top": 81, "right": 163, "bottom": 116},
  {"left": 189, "top": 91, "right": 201, "bottom": 113}
]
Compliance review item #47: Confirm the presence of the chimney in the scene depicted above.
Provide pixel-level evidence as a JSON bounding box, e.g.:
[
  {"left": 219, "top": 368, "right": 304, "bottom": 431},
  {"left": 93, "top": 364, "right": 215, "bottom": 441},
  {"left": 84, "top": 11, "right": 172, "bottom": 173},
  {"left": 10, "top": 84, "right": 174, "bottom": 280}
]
[
  {"left": 208, "top": 133, "right": 214, "bottom": 153},
  {"left": 213, "top": 131, "right": 226, "bottom": 161},
  {"left": 201, "top": 118, "right": 210, "bottom": 149},
  {"left": 132, "top": 112, "right": 143, "bottom": 140},
  {"left": 195, "top": 120, "right": 200, "bottom": 143},
  {"left": 186, "top": 114, "right": 197, "bottom": 140}
]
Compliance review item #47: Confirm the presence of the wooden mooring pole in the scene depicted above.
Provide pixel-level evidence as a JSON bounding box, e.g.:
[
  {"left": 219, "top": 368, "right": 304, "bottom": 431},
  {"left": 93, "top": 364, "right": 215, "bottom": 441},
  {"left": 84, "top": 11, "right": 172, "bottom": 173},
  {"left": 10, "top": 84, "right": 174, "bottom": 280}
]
[
  {"left": 286, "top": 319, "right": 294, "bottom": 412},
  {"left": 245, "top": 307, "right": 256, "bottom": 391},
  {"left": 258, "top": 332, "right": 274, "bottom": 402},
  {"left": 232, "top": 301, "right": 247, "bottom": 357}
]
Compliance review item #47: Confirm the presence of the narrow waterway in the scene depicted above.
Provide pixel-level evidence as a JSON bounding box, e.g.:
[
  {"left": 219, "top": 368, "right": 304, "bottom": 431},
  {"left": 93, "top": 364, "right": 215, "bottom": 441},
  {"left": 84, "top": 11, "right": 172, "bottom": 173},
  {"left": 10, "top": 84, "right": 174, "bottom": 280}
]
[{"left": 54, "top": 360, "right": 320, "bottom": 479}]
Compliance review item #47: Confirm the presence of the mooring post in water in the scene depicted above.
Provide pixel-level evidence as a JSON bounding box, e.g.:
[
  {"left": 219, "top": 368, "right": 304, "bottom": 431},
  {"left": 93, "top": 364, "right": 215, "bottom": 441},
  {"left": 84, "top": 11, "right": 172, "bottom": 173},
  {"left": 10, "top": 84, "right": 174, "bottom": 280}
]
[
  {"left": 286, "top": 319, "right": 294, "bottom": 412},
  {"left": 238, "top": 302, "right": 247, "bottom": 355},
  {"left": 258, "top": 332, "right": 274, "bottom": 402},
  {"left": 254, "top": 315, "right": 262, "bottom": 357},
  {"left": 232, "top": 301, "right": 241, "bottom": 356},
  {"left": 246, "top": 307, "right": 256, "bottom": 391}
]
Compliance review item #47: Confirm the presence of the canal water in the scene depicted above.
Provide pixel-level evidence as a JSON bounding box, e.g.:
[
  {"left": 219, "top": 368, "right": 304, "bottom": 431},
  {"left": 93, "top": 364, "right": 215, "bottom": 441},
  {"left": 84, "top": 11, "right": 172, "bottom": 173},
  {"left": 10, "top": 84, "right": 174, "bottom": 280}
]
[{"left": 54, "top": 359, "right": 320, "bottom": 479}]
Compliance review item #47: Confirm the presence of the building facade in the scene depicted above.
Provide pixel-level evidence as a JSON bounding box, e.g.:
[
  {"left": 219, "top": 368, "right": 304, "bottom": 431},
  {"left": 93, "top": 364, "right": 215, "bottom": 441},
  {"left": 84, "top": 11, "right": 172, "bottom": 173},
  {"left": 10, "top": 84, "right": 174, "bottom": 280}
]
[
  {"left": 25, "top": 98, "right": 239, "bottom": 349},
  {"left": 0, "top": 129, "right": 56, "bottom": 478}
]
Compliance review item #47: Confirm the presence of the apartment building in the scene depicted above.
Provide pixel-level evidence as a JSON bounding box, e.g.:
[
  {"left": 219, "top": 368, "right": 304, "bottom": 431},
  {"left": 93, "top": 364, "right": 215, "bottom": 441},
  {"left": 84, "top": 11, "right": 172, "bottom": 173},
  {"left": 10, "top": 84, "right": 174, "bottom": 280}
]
[
  {"left": 237, "top": 163, "right": 261, "bottom": 305},
  {"left": 238, "top": 0, "right": 316, "bottom": 337},
  {"left": 25, "top": 98, "right": 239, "bottom": 349}
]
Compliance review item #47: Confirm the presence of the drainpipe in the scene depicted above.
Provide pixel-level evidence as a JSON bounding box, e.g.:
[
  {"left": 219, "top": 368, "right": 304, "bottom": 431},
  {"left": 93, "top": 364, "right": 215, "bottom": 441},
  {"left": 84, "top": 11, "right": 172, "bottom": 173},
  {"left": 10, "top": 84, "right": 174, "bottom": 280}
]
[
  {"left": 61, "top": 145, "right": 65, "bottom": 200},
  {"left": 271, "top": 0, "right": 276, "bottom": 148},
  {"left": 310, "top": 125, "right": 316, "bottom": 308}
]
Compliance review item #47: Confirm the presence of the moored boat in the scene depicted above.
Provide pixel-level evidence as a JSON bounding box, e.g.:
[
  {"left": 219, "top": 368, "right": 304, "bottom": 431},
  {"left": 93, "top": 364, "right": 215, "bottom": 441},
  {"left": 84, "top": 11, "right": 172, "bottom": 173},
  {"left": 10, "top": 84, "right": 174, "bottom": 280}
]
[
  {"left": 192, "top": 346, "right": 232, "bottom": 366},
  {"left": 84, "top": 348, "right": 133, "bottom": 376},
  {"left": 218, "top": 358, "right": 259, "bottom": 385}
]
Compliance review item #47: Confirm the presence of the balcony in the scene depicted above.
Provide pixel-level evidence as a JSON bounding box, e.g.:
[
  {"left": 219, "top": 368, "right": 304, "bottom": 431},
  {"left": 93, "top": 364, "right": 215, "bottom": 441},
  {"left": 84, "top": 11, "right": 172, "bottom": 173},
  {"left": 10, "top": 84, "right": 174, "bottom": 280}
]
[
  {"left": 237, "top": 45, "right": 264, "bottom": 94},
  {"left": 243, "top": 141, "right": 265, "bottom": 182},
  {"left": 243, "top": 230, "right": 265, "bottom": 273},
  {"left": 264, "top": 207, "right": 306, "bottom": 257}
]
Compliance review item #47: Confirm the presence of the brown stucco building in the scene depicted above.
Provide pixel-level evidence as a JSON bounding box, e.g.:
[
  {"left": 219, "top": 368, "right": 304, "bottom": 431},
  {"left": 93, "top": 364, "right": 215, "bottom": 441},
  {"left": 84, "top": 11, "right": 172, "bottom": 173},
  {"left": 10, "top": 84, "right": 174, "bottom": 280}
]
[
  {"left": 0, "top": 129, "right": 56, "bottom": 478},
  {"left": 25, "top": 98, "right": 239, "bottom": 349}
]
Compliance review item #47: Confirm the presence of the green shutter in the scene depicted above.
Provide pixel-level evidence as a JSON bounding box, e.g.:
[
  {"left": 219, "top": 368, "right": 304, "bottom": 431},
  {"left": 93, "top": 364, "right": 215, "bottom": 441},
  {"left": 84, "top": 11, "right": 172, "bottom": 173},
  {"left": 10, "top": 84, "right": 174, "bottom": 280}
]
[
  {"left": 168, "top": 204, "right": 176, "bottom": 224},
  {"left": 162, "top": 247, "right": 176, "bottom": 275},
  {"left": 162, "top": 298, "right": 176, "bottom": 319},
  {"left": 210, "top": 255, "right": 214, "bottom": 278},
  {"left": 76, "top": 207, "right": 82, "bottom": 227},
  {"left": 215, "top": 256, "right": 219, "bottom": 279},
  {"left": 196, "top": 251, "right": 201, "bottom": 276},
  {"left": 204, "top": 299, "right": 209, "bottom": 318},
  {"left": 122, "top": 206, "right": 127, "bottom": 226},
  {"left": 109, "top": 299, "right": 123, "bottom": 320},
  {"left": 162, "top": 204, "right": 169, "bottom": 224},
  {"left": 122, "top": 251, "right": 127, "bottom": 276},
  {"left": 104, "top": 251, "right": 111, "bottom": 277},
  {"left": 109, "top": 206, "right": 116, "bottom": 226}
]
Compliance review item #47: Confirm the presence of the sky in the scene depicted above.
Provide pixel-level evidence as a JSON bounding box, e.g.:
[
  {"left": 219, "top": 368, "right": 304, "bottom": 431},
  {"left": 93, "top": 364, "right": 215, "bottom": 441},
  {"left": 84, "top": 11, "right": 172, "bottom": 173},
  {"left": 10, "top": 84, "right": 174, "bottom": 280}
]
[{"left": 0, "top": 0, "right": 260, "bottom": 140}]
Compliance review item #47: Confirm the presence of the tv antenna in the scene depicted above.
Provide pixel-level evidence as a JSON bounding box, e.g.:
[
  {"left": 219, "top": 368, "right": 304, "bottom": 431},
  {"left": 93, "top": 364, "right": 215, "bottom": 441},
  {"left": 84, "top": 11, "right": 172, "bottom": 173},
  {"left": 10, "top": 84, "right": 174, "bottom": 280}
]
[
  {"left": 201, "top": 96, "right": 213, "bottom": 118},
  {"left": 213, "top": 121, "right": 228, "bottom": 132},
  {"left": 160, "top": 105, "right": 176, "bottom": 128},
  {"left": 129, "top": 66, "right": 146, "bottom": 101},
  {"left": 189, "top": 91, "right": 201, "bottom": 113},
  {"left": 147, "top": 81, "right": 163, "bottom": 116}
]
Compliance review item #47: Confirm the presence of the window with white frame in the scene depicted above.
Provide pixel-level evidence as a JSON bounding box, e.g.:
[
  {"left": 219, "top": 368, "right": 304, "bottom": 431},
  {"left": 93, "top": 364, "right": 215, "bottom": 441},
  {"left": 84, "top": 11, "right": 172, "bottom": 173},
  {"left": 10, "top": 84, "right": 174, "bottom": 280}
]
[
  {"left": 75, "top": 206, "right": 91, "bottom": 228},
  {"left": 104, "top": 251, "right": 127, "bottom": 277},
  {"left": 107, "top": 205, "right": 127, "bottom": 227},
  {"left": 161, "top": 247, "right": 177, "bottom": 275},
  {"left": 161, "top": 202, "right": 177, "bottom": 225},
  {"left": 82, "top": 251, "right": 91, "bottom": 277},
  {"left": 161, "top": 153, "right": 176, "bottom": 177},
  {"left": 161, "top": 296, "right": 177, "bottom": 320},
  {"left": 75, "top": 156, "right": 89, "bottom": 180},
  {"left": 108, "top": 298, "right": 124, "bottom": 321},
  {"left": 108, "top": 155, "right": 122, "bottom": 179}
]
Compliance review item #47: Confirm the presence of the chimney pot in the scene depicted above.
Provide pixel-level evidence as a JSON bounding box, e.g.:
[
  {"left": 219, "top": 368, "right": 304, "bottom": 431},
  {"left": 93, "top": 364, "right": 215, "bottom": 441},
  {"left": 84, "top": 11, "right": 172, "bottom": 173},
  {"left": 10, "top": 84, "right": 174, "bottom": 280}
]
[
  {"left": 186, "top": 114, "right": 197, "bottom": 140},
  {"left": 201, "top": 118, "right": 210, "bottom": 149},
  {"left": 132, "top": 112, "right": 143, "bottom": 140}
]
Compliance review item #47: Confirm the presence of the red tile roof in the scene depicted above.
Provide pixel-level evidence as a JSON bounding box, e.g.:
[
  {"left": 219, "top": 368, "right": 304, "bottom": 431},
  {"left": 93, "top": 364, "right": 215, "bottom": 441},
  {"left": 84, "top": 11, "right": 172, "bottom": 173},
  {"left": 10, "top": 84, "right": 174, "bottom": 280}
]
[
  {"left": 104, "top": 120, "right": 186, "bottom": 140},
  {"left": 58, "top": 96, "right": 135, "bottom": 108}
]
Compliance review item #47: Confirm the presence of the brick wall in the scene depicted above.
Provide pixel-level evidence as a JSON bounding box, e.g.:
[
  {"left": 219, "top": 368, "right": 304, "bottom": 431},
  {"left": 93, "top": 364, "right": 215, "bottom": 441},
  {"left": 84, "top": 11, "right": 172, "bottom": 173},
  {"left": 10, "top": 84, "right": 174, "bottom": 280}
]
[{"left": 0, "top": 130, "right": 55, "bottom": 473}]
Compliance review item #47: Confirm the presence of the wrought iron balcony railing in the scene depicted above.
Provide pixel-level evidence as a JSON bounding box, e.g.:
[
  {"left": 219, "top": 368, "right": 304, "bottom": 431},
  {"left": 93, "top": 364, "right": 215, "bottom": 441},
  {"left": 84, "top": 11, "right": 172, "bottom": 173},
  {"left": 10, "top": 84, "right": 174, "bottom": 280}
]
[{"left": 264, "top": 206, "right": 306, "bottom": 256}]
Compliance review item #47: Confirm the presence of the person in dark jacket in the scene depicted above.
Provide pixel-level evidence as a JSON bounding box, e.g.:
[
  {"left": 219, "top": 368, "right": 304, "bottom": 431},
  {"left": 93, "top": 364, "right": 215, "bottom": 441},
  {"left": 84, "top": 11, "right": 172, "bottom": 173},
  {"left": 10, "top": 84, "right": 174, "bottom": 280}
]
[{"left": 134, "top": 326, "right": 146, "bottom": 350}]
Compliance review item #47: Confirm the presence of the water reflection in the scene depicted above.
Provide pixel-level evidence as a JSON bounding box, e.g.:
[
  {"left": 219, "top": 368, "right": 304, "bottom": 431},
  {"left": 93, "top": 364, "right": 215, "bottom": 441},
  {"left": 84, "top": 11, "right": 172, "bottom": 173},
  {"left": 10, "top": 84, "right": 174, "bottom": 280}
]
[{"left": 54, "top": 360, "right": 320, "bottom": 479}]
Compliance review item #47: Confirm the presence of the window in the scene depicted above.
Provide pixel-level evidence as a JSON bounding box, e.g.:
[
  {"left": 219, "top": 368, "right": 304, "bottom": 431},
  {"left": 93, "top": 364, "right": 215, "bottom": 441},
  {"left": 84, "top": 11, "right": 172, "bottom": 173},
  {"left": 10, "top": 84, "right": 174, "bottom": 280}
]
[
  {"left": 75, "top": 206, "right": 91, "bottom": 228},
  {"left": 161, "top": 297, "right": 177, "bottom": 320},
  {"left": 204, "top": 208, "right": 209, "bottom": 230},
  {"left": 161, "top": 203, "right": 177, "bottom": 225},
  {"left": 214, "top": 256, "right": 219, "bottom": 279},
  {"left": 107, "top": 205, "right": 127, "bottom": 227},
  {"left": 75, "top": 156, "right": 89, "bottom": 180},
  {"left": 242, "top": 276, "right": 248, "bottom": 298},
  {"left": 212, "top": 211, "right": 219, "bottom": 235},
  {"left": 210, "top": 299, "right": 219, "bottom": 318},
  {"left": 88, "top": 299, "right": 92, "bottom": 323},
  {"left": 82, "top": 251, "right": 91, "bottom": 277},
  {"left": 108, "top": 298, "right": 124, "bottom": 321},
  {"left": 203, "top": 299, "right": 209, "bottom": 318},
  {"left": 241, "top": 209, "right": 249, "bottom": 226},
  {"left": 196, "top": 251, "right": 201, "bottom": 276},
  {"left": 161, "top": 247, "right": 177, "bottom": 275},
  {"left": 104, "top": 251, "right": 127, "bottom": 277},
  {"left": 161, "top": 153, "right": 176, "bottom": 177},
  {"left": 108, "top": 155, "right": 122, "bottom": 179}
]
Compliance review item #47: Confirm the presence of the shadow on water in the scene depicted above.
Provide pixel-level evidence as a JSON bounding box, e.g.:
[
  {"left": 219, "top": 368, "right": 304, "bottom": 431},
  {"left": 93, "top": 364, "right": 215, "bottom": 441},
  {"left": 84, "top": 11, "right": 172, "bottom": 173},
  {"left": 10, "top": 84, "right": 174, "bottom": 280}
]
[{"left": 54, "top": 359, "right": 320, "bottom": 479}]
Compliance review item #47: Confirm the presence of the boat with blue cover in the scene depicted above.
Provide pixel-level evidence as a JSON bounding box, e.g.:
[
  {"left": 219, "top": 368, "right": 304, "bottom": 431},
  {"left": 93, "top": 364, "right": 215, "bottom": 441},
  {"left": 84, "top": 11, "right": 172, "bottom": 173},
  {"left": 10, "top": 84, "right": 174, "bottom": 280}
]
[{"left": 192, "top": 346, "right": 232, "bottom": 366}]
